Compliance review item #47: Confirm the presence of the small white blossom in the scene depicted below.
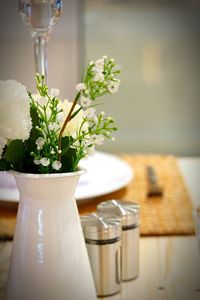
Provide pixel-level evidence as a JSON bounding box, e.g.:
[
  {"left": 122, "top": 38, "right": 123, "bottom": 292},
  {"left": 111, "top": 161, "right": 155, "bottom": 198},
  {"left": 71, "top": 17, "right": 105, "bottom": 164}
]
[
  {"left": 48, "top": 122, "right": 60, "bottom": 131},
  {"left": 84, "top": 108, "right": 96, "bottom": 120},
  {"left": 95, "top": 58, "right": 104, "bottom": 65},
  {"left": 83, "top": 138, "right": 95, "bottom": 147},
  {"left": 95, "top": 58, "right": 104, "bottom": 70},
  {"left": 32, "top": 94, "right": 48, "bottom": 107},
  {"left": 73, "top": 140, "right": 81, "bottom": 148},
  {"left": 93, "top": 115, "right": 99, "bottom": 125},
  {"left": 52, "top": 160, "right": 62, "bottom": 171},
  {"left": 40, "top": 157, "right": 50, "bottom": 167},
  {"left": 108, "top": 116, "right": 114, "bottom": 122},
  {"left": 34, "top": 159, "right": 41, "bottom": 165},
  {"left": 0, "top": 137, "right": 7, "bottom": 159},
  {"left": 58, "top": 149, "right": 62, "bottom": 154},
  {"left": 97, "top": 134, "right": 105, "bottom": 145},
  {"left": 75, "top": 83, "right": 86, "bottom": 92},
  {"left": 83, "top": 146, "right": 96, "bottom": 159},
  {"left": 46, "top": 108, "right": 52, "bottom": 120},
  {"left": 103, "top": 55, "right": 107, "bottom": 60},
  {"left": 49, "top": 88, "right": 60, "bottom": 97},
  {"left": 80, "top": 96, "right": 92, "bottom": 108},
  {"left": 86, "top": 146, "right": 95, "bottom": 157},
  {"left": 92, "top": 66, "right": 104, "bottom": 74},
  {"left": 50, "top": 149, "right": 55, "bottom": 155},
  {"left": 89, "top": 60, "right": 94, "bottom": 66},
  {"left": 36, "top": 137, "right": 45, "bottom": 149},
  {"left": 92, "top": 58, "right": 105, "bottom": 73},
  {"left": 107, "top": 81, "right": 120, "bottom": 94},
  {"left": 94, "top": 72, "right": 104, "bottom": 82},
  {"left": 71, "top": 140, "right": 81, "bottom": 148},
  {"left": 90, "top": 134, "right": 104, "bottom": 145}
]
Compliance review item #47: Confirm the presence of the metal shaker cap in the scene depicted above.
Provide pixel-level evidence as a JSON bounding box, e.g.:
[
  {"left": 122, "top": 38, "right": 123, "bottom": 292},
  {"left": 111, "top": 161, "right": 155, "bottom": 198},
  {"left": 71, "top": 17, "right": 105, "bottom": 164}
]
[
  {"left": 81, "top": 212, "right": 122, "bottom": 241},
  {"left": 97, "top": 200, "right": 140, "bottom": 228}
]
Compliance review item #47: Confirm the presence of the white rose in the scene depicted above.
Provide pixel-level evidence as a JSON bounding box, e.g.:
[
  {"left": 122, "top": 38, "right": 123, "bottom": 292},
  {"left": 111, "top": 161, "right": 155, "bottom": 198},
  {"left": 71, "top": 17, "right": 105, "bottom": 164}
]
[
  {"left": 57, "top": 99, "right": 87, "bottom": 137},
  {"left": 0, "top": 80, "right": 32, "bottom": 143}
]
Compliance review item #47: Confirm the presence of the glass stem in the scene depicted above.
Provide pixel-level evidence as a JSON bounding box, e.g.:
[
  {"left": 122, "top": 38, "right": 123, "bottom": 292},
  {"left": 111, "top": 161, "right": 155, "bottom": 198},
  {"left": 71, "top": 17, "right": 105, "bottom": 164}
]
[{"left": 33, "top": 35, "right": 48, "bottom": 82}]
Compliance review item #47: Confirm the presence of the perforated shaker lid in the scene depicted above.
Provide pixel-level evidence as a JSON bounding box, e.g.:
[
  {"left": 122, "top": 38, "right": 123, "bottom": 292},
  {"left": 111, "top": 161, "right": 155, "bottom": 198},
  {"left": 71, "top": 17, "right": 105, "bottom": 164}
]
[
  {"left": 80, "top": 212, "right": 122, "bottom": 241},
  {"left": 97, "top": 200, "right": 140, "bottom": 228}
]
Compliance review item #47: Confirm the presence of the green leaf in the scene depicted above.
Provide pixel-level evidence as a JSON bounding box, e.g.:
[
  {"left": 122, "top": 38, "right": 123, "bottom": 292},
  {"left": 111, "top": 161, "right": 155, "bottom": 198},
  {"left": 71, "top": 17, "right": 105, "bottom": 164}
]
[
  {"left": 71, "top": 107, "right": 82, "bottom": 120},
  {"left": 22, "top": 106, "right": 41, "bottom": 173},
  {"left": 61, "top": 137, "right": 77, "bottom": 172},
  {"left": 2, "top": 140, "right": 25, "bottom": 171},
  {"left": 24, "top": 106, "right": 40, "bottom": 153},
  {"left": 0, "top": 159, "right": 11, "bottom": 171}
]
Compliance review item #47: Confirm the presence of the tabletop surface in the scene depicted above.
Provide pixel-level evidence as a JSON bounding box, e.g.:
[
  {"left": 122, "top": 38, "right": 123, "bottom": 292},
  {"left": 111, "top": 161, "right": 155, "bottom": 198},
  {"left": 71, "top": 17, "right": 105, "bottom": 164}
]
[{"left": 0, "top": 157, "right": 200, "bottom": 300}]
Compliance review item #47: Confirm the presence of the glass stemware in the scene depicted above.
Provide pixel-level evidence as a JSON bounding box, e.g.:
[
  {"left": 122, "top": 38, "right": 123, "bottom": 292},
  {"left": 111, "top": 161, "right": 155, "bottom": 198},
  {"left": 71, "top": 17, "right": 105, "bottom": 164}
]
[{"left": 18, "top": 0, "right": 62, "bottom": 82}]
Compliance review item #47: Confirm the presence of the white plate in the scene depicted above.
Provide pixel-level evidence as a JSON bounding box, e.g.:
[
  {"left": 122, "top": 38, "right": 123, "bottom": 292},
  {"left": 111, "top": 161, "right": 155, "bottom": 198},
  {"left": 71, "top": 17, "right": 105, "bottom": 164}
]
[{"left": 0, "top": 152, "right": 133, "bottom": 202}]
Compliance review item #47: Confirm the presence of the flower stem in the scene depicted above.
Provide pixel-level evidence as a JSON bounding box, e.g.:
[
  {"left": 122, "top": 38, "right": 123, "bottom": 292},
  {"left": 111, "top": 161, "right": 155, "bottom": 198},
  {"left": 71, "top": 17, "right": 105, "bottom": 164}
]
[{"left": 58, "top": 92, "right": 80, "bottom": 161}]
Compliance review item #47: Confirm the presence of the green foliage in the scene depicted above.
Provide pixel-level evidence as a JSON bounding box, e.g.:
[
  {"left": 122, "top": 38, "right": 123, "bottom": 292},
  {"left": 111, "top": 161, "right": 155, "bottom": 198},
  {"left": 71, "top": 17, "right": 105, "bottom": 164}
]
[
  {"left": 0, "top": 56, "right": 120, "bottom": 174},
  {"left": 60, "top": 136, "right": 77, "bottom": 172},
  {"left": 0, "top": 158, "right": 11, "bottom": 171},
  {"left": 1, "top": 140, "right": 25, "bottom": 172},
  {"left": 23, "top": 106, "right": 40, "bottom": 173},
  {"left": 25, "top": 106, "right": 40, "bottom": 152}
]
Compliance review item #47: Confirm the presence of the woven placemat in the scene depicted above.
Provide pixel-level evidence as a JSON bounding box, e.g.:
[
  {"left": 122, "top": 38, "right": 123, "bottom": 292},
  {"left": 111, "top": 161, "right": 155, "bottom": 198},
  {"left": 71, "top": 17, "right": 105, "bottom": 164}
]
[
  {"left": 0, "top": 155, "right": 195, "bottom": 239},
  {"left": 0, "top": 205, "right": 17, "bottom": 240},
  {"left": 78, "top": 155, "right": 195, "bottom": 236}
]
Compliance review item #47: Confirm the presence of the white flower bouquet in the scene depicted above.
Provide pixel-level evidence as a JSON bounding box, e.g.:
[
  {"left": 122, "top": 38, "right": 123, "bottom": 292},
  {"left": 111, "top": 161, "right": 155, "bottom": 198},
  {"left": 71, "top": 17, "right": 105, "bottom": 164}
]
[{"left": 0, "top": 56, "right": 120, "bottom": 173}]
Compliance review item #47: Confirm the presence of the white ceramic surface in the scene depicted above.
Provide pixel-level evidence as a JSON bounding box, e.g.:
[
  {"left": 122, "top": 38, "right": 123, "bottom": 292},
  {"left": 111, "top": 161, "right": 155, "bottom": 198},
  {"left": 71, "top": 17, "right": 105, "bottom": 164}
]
[
  {"left": 0, "top": 152, "right": 133, "bottom": 202},
  {"left": 5, "top": 171, "right": 97, "bottom": 300}
]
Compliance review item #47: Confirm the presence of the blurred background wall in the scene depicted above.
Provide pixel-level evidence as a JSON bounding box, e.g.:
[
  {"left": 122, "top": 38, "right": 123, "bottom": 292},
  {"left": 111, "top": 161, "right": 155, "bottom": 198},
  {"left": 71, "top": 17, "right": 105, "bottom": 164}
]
[
  {"left": 0, "top": 0, "right": 80, "bottom": 100},
  {"left": 0, "top": 0, "right": 200, "bottom": 156}
]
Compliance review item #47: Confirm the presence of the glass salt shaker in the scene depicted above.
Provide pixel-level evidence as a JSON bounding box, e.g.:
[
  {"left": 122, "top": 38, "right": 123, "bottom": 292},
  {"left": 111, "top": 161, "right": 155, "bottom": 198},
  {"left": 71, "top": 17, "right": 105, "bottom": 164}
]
[
  {"left": 97, "top": 200, "right": 140, "bottom": 281},
  {"left": 81, "top": 212, "right": 122, "bottom": 297}
]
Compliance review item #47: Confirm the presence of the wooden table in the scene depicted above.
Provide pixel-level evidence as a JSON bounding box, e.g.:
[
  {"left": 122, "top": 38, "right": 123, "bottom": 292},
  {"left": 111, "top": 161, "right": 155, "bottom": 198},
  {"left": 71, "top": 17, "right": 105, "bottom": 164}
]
[{"left": 0, "top": 157, "right": 200, "bottom": 300}]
